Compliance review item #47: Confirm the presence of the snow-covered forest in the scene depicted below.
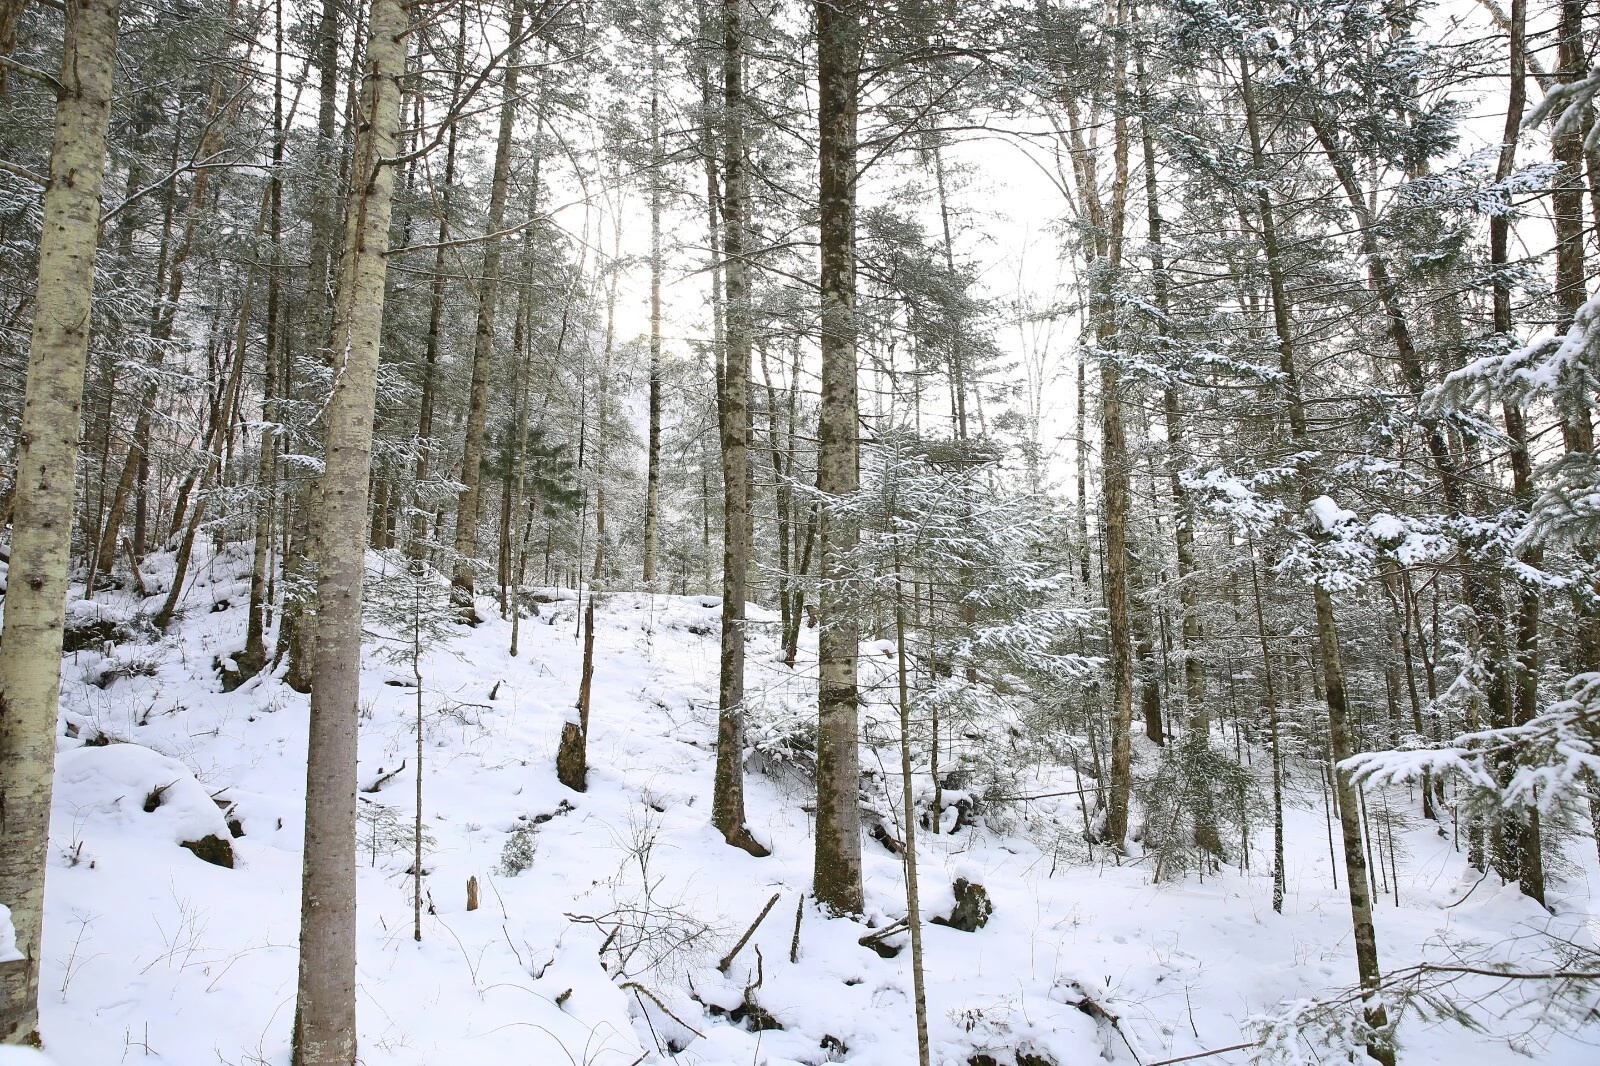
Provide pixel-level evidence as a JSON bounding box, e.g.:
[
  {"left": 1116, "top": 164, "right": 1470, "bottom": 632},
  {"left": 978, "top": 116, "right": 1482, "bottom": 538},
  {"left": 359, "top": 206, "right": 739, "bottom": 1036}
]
[{"left": 2, "top": 0, "right": 1600, "bottom": 1063}]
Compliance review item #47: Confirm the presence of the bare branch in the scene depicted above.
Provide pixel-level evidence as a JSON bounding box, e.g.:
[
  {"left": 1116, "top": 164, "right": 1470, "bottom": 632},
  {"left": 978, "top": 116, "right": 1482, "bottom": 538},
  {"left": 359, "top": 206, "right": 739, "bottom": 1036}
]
[
  {"left": 0, "top": 55, "right": 62, "bottom": 93},
  {"left": 0, "top": 158, "right": 48, "bottom": 188},
  {"left": 385, "top": 214, "right": 549, "bottom": 257}
]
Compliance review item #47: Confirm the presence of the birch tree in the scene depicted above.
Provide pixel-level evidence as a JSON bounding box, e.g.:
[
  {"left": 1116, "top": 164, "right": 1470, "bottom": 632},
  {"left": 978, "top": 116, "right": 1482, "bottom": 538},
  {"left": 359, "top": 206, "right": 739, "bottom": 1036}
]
[
  {"left": 0, "top": 0, "right": 121, "bottom": 1043},
  {"left": 291, "top": 0, "right": 407, "bottom": 1059}
]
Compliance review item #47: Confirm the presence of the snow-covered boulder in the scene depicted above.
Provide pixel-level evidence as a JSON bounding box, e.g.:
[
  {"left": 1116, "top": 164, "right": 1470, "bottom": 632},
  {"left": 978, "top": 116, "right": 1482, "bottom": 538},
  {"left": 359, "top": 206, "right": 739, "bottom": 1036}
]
[{"left": 54, "top": 744, "right": 234, "bottom": 868}]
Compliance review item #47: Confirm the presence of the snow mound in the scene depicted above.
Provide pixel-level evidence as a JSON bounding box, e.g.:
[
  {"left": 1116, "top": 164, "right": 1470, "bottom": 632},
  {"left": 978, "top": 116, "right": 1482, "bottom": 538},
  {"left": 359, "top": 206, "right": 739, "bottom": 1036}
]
[{"left": 54, "top": 744, "right": 231, "bottom": 852}]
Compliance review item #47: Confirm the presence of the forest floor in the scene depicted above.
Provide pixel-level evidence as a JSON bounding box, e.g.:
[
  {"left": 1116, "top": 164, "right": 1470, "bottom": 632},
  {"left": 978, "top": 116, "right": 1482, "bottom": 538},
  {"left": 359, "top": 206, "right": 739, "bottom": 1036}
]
[{"left": 16, "top": 543, "right": 1600, "bottom": 1065}]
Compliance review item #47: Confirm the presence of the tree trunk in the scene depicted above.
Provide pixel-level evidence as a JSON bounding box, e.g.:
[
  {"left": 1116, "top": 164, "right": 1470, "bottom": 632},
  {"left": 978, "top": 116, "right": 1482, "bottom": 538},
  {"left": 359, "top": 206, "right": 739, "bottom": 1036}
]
[
  {"left": 893, "top": 565, "right": 931, "bottom": 1066},
  {"left": 277, "top": 0, "right": 349, "bottom": 690},
  {"left": 1491, "top": 0, "right": 1545, "bottom": 905},
  {"left": 813, "top": 0, "right": 865, "bottom": 914},
  {"left": 411, "top": 25, "right": 467, "bottom": 562},
  {"left": 1241, "top": 54, "right": 1392, "bottom": 1066},
  {"left": 0, "top": 0, "right": 120, "bottom": 1041},
  {"left": 291, "top": 0, "right": 406, "bottom": 1060},
  {"left": 1083, "top": 15, "right": 1135, "bottom": 849},
  {"left": 1136, "top": 47, "right": 1205, "bottom": 730},
  {"left": 643, "top": 33, "right": 664, "bottom": 588},
  {"left": 88, "top": 49, "right": 240, "bottom": 590},
  {"left": 450, "top": 4, "right": 523, "bottom": 620},
  {"left": 239, "top": 5, "right": 288, "bottom": 682},
  {"left": 1248, "top": 542, "right": 1287, "bottom": 913},
  {"left": 713, "top": 0, "right": 765, "bottom": 857},
  {"left": 557, "top": 597, "right": 595, "bottom": 791}
]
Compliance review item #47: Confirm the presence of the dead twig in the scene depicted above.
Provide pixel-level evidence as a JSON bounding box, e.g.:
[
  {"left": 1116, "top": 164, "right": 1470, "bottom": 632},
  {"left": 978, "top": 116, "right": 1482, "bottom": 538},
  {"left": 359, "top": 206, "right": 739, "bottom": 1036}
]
[
  {"left": 718, "top": 892, "right": 781, "bottom": 974},
  {"left": 360, "top": 759, "right": 407, "bottom": 793},
  {"left": 619, "top": 981, "right": 705, "bottom": 1038}
]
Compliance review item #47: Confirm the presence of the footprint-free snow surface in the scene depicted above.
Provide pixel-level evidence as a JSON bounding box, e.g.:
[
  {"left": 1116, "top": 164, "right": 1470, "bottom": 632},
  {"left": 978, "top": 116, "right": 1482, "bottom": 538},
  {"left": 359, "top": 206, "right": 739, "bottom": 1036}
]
[{"left": 27, "top": 547, "right": 1600, "bottom": 1064}]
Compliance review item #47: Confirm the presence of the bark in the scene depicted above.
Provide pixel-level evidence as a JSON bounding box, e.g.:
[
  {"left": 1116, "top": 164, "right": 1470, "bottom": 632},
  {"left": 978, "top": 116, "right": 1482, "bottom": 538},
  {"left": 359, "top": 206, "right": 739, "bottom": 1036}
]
[
  {"left": 931, "top": 142, "right": 967, "bottom": 439},
  {"left": 1305, "top": 50, "right": 1520, "bottom": 893},
  {"left": 450, "top": 4, "right": 523, "bottom": 619},
  {"left": 813, "top": 0, "right": 865, "bottom": 914},
  {"left": 0, "top": 0, "right": 120, "bottom": 1041},
  {"left": 291, "top": 0, "right": 407, "bottom": 1060},
  {"left": 508, "top": 80, "right": 546, "bottom": 656},
  {"left": 590, "top": 209, "right": 622, "bottom": 586},
  {"left": 509, "top": 267, "right": 533, "bottom": 656},
  {"left": 1136, "top": 47, "right": 1205, "bottom": 729}
]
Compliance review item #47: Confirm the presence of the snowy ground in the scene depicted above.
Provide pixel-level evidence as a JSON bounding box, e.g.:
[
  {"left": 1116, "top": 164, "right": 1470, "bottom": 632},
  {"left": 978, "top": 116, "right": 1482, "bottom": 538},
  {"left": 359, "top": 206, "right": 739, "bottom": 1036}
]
[{"left": 17, "top": 544, "right": 1600, "bottom": 1065}]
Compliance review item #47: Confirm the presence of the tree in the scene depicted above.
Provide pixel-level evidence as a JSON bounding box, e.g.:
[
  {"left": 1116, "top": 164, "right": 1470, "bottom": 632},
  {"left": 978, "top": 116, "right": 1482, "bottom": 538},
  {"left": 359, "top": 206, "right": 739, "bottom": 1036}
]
[
  {"left": 0, "top": 0, "right": 122, "bottom": 1042},
  {"left": 711, "top": 0, "right": 766, "bottom": 857},
  {"left": 450, "top": 1, "right": 526, "bottom": 621},
  {"left": 291, "top": 0, "right": 408, "bottom": 1059},
  {"left": 812, "top": 0, "right": 866, "bottom": 916}
]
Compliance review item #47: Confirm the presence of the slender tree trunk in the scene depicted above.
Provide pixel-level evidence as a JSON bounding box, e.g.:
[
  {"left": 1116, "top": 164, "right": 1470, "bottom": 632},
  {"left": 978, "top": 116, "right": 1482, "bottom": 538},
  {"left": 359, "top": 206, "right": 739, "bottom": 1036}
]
[
  {"left": 0, "top": 0, "right": 121, "bottom": 1041},
  {"left": 410, "top": 70, "right": 463, "bottom": 560},
  {"left": 1490, "top": 0, "right": 1546, "bottom": 905},
  {"left": 1305, "top": 96, "right": 1519, "bottom": 887},
  {"left": 931, "top": 143, "right": 967, "bottom": 440},
  {"left": 1248, "top": 542, "right": 1286, "bottom": 913},
  {"left": 291, "top": 0, "right": 407, "bottom": 1060},
  {"left": 239, "top": 3, "right": 288, "bottom": 681},
  {"left": 813, "top": 0, "right": 865, "bottom": 914},
  {"left": 643, "top": 33, "right": 664, "bottom": 588},
  {"left": 1092, "top": 12, "right": 1135, "bottom": 849},
  {"left": 713, "top": 0, "right": 765, "bottom": 856},
  {"left": 894, "top": 563, "right": 931, "bottom": 1066},
  {"left": 450, "top": 4, "right": 523, "bottom": 619},
  {"left": 1241, "top": 54, "right": 1392, "bottom": 1066},
  {"left": 277, "top": 0, "right": 350, "bottom": 689},
  {"left": 89, "top": 50, "right": 240, "bottom": 590},
  {"left": 1136, "top": 48, "right": 1205, "bottom": 730},
  {"left": 590, "top": 206, "right": 622, "bottom": 586},
  {"left": 509, "top": 273, "right": 533, "bottom": 657},
  {"left": 1554, "top": 0, "right": 1595, "bottom": 456}
]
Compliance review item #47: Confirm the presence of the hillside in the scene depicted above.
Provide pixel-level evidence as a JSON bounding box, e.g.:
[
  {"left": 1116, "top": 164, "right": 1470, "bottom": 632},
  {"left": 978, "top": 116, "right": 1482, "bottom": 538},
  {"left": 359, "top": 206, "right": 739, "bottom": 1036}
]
[{"left": 14, "top": 545, "right": 1596, "bottom": 1065}]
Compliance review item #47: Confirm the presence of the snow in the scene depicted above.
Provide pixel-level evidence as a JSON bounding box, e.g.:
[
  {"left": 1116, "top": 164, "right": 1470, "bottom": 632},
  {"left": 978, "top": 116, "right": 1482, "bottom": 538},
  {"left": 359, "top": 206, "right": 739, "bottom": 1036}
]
[
  {"left": 0, "top": 1051, "right": 55, "bottom": 1066},
  {"left": 20, "top": 545, "right": 1600, "bottom": 1065},
  {"left": 55, "top": 744, "right": 233, "bottom": 850},
  {"left": 1305, "top": 494, "right": 1356, "bottom": 533},
  {"left": 0, "top": 903, "right": 21, "bottom": 964},
  {"left": 1367, "top": 512, "right": 1405, "bottom": 543}
]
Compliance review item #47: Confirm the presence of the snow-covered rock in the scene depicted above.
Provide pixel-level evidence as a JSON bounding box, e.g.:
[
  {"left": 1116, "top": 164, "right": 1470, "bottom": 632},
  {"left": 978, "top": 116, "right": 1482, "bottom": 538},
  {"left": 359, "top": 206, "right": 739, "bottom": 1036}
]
[{"left": 54, "top": 743, "right": 232, "bottom": 855}]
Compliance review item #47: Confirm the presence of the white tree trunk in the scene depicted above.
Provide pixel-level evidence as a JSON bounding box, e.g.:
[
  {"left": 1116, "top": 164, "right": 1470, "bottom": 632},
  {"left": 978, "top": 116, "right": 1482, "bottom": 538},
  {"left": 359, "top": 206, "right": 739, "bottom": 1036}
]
[
  {"left": 291, "top": 0, "right": 407, "bottom": 1060},
  {"left": 0, "top": 0, "right": 121, "bottom": 1042}
]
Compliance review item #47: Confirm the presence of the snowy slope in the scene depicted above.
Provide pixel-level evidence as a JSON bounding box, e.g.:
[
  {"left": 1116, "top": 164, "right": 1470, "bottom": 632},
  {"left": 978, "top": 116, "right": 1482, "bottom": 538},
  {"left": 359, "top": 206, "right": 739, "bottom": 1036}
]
[{"left": 26, "top": 546, "right": 1600, "bottom": 1065}]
